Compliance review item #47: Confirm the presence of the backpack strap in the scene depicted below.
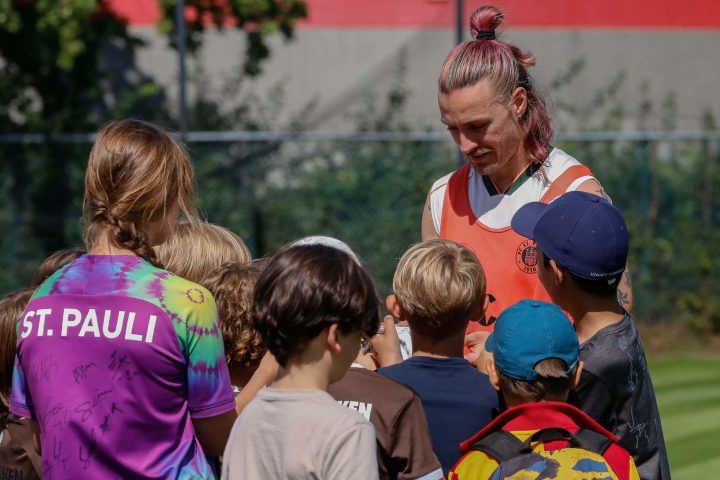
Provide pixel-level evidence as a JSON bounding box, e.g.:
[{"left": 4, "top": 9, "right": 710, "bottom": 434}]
[
  {"left": 526, "top": 427, "right": 574, "bottom": 444},
  {"left": 469, "top": 430, "right": 529, "bottom": 462},
  {"left": 526, "top": 427, "right": 613, "bottom": 454},
  {"left": 470, "top": 427, "right": 613, "bottom": 461},
  {"left": 570, "top": 428, "right": 613, "bottom": 455}
]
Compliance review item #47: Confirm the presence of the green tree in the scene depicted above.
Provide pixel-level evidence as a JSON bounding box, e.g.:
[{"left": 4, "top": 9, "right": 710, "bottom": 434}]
[
  {"left": 245, "top": 54, "right": 456, "bottom": 293},
  {"left": 159, "top": 0, "right": 307, "bottom": 76},
  {"left": 0, "top": 0, "right": 143, "bottom": 133},
  {"left": 0, "top": 0, "right": 308, "bottom": 293},
  {"left": 0, "top": 0, "right": 145, "bottom": 285}
]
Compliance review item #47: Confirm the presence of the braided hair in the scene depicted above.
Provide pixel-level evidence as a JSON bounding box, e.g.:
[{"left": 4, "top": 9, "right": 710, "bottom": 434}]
[{"left": 83, "top": 119, "right": 196, "bottom": 265}]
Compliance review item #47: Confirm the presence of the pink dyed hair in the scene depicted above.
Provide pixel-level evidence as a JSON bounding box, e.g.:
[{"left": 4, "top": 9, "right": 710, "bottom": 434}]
[{"left": 439, "top": 5, "right": 552, "bottom": 165}]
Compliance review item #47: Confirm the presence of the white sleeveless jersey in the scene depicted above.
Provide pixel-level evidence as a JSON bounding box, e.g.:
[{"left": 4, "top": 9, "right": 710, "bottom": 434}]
[{"left": 429, "top": 147, "right": 597, "bottom": 233}]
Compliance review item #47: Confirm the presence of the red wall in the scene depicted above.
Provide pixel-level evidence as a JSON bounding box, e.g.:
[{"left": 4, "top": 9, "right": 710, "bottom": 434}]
[{"left": 108, "top": 0, "right": 720, "bottom": 29}]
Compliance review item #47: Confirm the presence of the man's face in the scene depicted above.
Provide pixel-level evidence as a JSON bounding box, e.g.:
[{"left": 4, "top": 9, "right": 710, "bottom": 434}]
[{"left": 439, "top": 79, "right": 524, "bottom": 179}]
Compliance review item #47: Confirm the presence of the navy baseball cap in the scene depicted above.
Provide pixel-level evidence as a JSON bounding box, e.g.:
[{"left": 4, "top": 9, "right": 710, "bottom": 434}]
[
  {"left": 511, "top": 191, "right": 628, "bottom": 283},
  {"left": 485, "top": 299, "right": 578, "bottom": 381}
]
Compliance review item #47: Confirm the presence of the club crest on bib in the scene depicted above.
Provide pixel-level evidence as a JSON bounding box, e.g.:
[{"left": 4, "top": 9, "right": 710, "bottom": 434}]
[{"left": 515, "top": 239, "right": 538, "bottom": 274}]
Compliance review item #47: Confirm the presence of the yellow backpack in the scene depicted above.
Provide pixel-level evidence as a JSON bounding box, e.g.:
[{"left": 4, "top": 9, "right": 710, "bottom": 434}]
[{"left": 470, "top": 427, "right": 621, "bottom": 480}]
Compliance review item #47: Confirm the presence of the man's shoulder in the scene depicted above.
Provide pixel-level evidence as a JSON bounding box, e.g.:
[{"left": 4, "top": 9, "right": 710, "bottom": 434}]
[
  {"left": 430, "top": 171, "right": 455, "bottom": 193},
  {"left": 431, "top": 164, "right": 470, "bottom": 191},
  {"left": 546, "top": 147, "right": 583, "bottom": 169},
  {"left": 542, "top": 147, "right": 591, "bottom": 183}
]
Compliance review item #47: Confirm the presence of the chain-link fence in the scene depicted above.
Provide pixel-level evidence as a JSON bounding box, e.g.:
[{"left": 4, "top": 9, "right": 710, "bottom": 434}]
[{"left": 1, "top": 130, "right": 719, "bottom": 329}]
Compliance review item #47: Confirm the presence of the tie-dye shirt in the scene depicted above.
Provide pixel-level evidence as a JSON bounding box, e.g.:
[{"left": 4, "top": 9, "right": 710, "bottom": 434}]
[{"left": 10, "top": 255, "right": 235, "bottom": 480}]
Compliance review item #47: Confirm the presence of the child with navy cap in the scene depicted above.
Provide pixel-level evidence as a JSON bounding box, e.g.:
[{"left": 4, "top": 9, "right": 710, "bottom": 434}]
[
  {"left": 449, "top": 299, "right": 639, "bottom": 480},
  {"left": 511, "top": 191, "right": 670, "bottom": 480}
]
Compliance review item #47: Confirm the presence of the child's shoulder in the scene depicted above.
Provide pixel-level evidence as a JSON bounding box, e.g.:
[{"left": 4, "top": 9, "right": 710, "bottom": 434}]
[
  {"left": 380, "top": 356, "right": 489, "bottom": 386},
  {"left": 154, "top": 269, "right": 214, "bottom": 302},
  {"left": 377, "top": 357, "right": 428, "bottom": 382},
  {"left": 144, "top": 270, "right": 218, "bottom": 326},
  {"left": 581, "top": 314, "right": 639, "bottom": 356},
  {"left": 257, "top": 388, "right": 372, "bottom": 425},
  {"left": 580, "top": 315, "right": 648, "bottom": 377},
  {"left": 333, "top": 367, "right": 422, "bottom": 404}
]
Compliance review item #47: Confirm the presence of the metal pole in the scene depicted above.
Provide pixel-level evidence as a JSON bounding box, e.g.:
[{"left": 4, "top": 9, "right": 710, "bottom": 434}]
[
  {"left": 639, "top": 139, "right": 650, "bottom": 278},
  {"left": 456, "top": 0, "right": 464, "bottom": 45},
  {"left": 456, "top": 0, "right": 465, "bottom": 165},
  {"left": 177, "top": 0, "right": 188, "bottom": 136}
]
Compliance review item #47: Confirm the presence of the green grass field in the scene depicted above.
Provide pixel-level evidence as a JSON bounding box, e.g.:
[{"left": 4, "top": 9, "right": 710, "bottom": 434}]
[{"left": 649, "top": 356, "right": 720, "bottom": 479}]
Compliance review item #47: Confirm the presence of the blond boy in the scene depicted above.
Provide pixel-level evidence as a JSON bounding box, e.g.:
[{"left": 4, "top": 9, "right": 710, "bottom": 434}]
[
  {"left": 155, "top": 220, "right": 251, "bottom": 283},
  {"left": 378, "top": 239, "right": 498, "bottom": 476}
]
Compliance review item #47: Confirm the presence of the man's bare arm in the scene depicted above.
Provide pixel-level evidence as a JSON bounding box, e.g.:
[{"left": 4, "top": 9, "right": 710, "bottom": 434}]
[
  {"left": 616, "top": 270, "right": 634, "bottom": 314},
  {"left": 575, "top": 178, "right": 609, "bottom": 200},
  {"left": 577, "top": 178, "right": 634, "bottom": 314},
  {"left": 421, "top": 191, "right": 440, "bottom": 241}
]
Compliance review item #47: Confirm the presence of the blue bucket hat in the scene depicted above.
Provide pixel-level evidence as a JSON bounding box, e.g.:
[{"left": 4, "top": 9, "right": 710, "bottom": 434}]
[
  {"left": 486, "top": 300, "right": 578, "bottom": 381},
  {"left": 511, "top": 191, "right": 628, "bottom": 283}
]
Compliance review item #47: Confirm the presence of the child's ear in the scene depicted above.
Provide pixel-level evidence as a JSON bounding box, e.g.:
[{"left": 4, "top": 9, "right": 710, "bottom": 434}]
[
  {"left": 548, "top": 259, "right": 566, "bottom": 286},
  {"left": 486, "top": 359, "right": 501, "bottom": 392},
  {"left": 471, "top": 293, "right": 490, "bottom": 320},
  {"left": 386, "top": 294, "right": 404, "bottom": 320},
  {"left": 570, "top": 360, "right": 584, "bottom": 390},
  {"left": 325, "top": 324, "right": 342, "bottom": 354}
]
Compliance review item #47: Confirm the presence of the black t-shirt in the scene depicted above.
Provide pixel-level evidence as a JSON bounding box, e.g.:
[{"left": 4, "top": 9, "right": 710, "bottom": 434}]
[
  {"left": 569, "top": 314, "right": 671, "bottom": 480},
  {"left": 328, "top": 366, "right": 442, "bottom": 480},
  {"left": 379, "top": 357, "right": 498, "bottom": 476}
]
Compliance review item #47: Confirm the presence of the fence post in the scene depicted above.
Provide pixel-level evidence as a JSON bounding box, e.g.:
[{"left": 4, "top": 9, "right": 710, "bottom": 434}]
[
  {"left": 639, "top": 138, "right": 650, "bottom": 277},
  {"left": 176, "top": 0, "right": 188, "bottom": 136},
  {"left": 701, "top": 137, "right": 715, "bottom": 228},
  {"left": 8, "top": 144, "right": 23, "bottom": 282},
  {"left": 455, "top": 0, "right": 464, "bottom": 166},
  {"left": 252, "top": 200, "right": 264, "bottom": 258}
]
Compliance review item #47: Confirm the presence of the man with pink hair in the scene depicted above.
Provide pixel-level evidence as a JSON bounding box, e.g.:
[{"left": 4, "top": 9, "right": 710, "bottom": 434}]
[{"left": 421, "top": 5, "right": 633, "bottom": 345}]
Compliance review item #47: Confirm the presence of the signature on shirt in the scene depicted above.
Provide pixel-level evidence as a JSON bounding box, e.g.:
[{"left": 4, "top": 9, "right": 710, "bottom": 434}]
[{"left": 627, "top": 407, "right": 649, "bottom": 448}]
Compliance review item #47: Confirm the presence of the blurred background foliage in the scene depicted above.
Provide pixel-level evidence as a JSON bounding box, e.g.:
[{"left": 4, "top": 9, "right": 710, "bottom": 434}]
[
  {"left": 159, "top": 0, "right": 307, "bottom": 76},
  {"left": 0, "top": 0, "right": 719, "bottom": 337}
]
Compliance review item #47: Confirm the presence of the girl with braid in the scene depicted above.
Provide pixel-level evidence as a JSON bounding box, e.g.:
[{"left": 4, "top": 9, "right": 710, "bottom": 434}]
[{"left": 10, "top": 119, "right": 236, "bottom": 479}]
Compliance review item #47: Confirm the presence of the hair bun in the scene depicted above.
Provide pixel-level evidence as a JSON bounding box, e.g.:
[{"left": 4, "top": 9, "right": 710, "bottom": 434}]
[{"left": 469, "top": 5, "right": 504, "bottom": 39}]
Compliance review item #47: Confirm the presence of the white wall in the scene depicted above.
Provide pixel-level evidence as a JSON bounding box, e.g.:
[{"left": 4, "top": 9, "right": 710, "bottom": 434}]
[{"left": 132, "top": 26, "right": 720, "bottom": 132}]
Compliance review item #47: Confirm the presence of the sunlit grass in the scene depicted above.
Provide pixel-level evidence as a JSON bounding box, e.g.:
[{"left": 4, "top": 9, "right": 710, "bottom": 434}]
[{"left": 648, "top": 356, "right": 720, "bottom": 480}]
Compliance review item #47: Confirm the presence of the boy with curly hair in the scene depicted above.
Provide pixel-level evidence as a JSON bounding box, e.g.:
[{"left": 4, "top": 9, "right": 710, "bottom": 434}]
[{"left": 202, "top": 261, "right": 266, "bottom": 396}]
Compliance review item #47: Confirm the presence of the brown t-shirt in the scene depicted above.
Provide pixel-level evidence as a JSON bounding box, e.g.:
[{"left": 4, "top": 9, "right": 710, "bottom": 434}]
[
  {"left": 329, "top": 366, "right": 443, "bottom": 480},
  {"left": 0, "top": 414, "right": 41, "bottom": 480}
]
